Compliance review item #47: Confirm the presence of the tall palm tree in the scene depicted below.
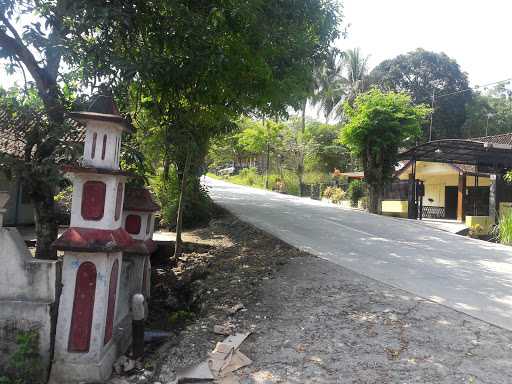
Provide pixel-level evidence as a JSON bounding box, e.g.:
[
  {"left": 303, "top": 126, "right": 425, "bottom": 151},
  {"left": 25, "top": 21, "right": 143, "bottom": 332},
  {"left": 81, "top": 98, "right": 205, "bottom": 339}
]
[
  {"left": 313, "top": 47, "right": 370, "bottom": 122},
  {"left": 311, "top": 47, "right": 345, "bottom": 123},
  {"left": 342, "top": 48, "right": 369, "bottom": 105}
]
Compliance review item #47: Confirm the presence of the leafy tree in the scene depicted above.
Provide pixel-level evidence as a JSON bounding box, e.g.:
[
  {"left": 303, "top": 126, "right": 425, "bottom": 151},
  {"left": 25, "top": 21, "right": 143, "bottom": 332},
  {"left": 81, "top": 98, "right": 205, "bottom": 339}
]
[
  {"left": 462, "top": 85, "right": 512, "bottom": 138},
  {"left": 72, "top": 0, "right": 341, "bottom": 249},
  {"left": 0, "top": 1, "right": 83, "bottom": 259},
  {"left": 304, "top": 121, "right": 350, "bottom": 173},
  {"left": 2, "top": 0, "right": 342, "bottom": 258},
  {"left": 341, "top": 89, "right": 430, "bottom": 213},
  {"left": 371, "top": 49, "right": 471, "bottom": 140},
  {"left": 0, "top": 86, "right": 82, "bottom": 259}
]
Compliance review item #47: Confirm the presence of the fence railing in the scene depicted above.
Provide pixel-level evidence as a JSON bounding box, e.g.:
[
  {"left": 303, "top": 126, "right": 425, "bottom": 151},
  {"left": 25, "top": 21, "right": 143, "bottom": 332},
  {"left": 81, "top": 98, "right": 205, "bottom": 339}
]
[{"left": 421, "top": 206, "right": 445, "bottom": 219}]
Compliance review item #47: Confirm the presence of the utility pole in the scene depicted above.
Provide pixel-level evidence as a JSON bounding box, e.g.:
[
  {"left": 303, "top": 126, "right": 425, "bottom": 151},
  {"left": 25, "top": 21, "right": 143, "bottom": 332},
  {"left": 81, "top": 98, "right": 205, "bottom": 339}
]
[
  {"left": 429, "top": 89, "right": 435, "bottom": 142},
  {"left": 486, "top": 113, "right": 494, "bottom": 136}
]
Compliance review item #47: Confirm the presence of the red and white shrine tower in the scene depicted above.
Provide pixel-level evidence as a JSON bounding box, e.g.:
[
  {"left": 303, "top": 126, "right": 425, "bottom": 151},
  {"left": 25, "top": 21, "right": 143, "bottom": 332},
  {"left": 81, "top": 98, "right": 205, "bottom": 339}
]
[
  {"left": 50, "top": 99, "right": 135, "bottom": 383},
  {"left": 122, "top": 187, "right": 159, "bottom": 299}
]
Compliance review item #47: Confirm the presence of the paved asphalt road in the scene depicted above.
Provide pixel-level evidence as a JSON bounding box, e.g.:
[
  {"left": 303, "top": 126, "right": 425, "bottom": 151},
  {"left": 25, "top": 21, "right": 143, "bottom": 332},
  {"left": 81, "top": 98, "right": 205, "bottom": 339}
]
[{"left": 205, "top": 177, "right": 512, "bottom": 331}]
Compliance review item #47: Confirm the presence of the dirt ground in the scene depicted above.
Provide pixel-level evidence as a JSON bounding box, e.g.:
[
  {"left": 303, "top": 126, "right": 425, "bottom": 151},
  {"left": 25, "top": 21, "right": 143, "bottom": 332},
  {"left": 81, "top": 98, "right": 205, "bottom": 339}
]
[{"left": 113, "top": 211, "right": 512, "bottom": 384}]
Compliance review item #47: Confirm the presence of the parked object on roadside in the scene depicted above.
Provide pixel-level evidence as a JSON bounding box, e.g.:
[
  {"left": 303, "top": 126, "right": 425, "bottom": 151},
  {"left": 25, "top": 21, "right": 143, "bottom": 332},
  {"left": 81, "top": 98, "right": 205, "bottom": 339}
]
[{"left": 218, "top": 166, "right": 236, "bottom": 176}]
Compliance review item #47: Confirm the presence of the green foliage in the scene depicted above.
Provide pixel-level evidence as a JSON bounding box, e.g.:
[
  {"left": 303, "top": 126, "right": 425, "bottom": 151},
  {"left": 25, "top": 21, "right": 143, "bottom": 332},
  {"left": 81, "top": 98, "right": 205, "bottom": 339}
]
[
  {"left": 346, "top": 180, "right": 365, "bottom": 207},
  {"left": 167, "top": 310, "right": 195, "bottom": 327},
  {"left": 151, "top": 169, "right": 212, "bottom": 230},
  {"left": 236, "top": 118, "right": 285, "bottom": 155},
  {"left": 0, "top": 330, "right": 44, "bottom": 384},
  {"left": 220, "top": 168, "right": 302, "bottom": 196},
  {"left": 505, "top": 171, "right": 512, "bottom": 184},
  {"left": 304, "top": 121, "right": 350, "bottom": 173},
  {"left": 303, "top": 171, "right": 333, "bottom": 185},
  {"left": 341, "top": 89, "right": 429, "bottom": 212},
  {"left": 371, "top": 49, "right": 471, "bottom": 140},
  {"left": 313, "top": 47, "right": 370, "bottom": 121},
  {"left": 493, "top": 212, "right": 512, "bottom": 245},
  {"left": 0, "top": 87, "right": 82, "bottom": 259},
  {"left": 462, "top": 87, "right": 512, "bottom": 138},
  {"left": 67, "top": 0, "right": 342, "bottom": 117}
]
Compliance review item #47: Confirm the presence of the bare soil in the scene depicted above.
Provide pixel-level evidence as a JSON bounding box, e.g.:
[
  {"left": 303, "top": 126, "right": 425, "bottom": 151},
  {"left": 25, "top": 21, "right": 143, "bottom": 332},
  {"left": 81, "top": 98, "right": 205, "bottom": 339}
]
[{"left": 113, "top": 210, "right": 512, "bottom": 384}]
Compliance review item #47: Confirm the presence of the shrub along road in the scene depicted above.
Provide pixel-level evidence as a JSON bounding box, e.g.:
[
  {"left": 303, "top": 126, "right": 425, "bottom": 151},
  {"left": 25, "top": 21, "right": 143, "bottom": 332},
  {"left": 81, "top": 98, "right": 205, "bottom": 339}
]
[{"left": 205, "top": 177, "right": 512, "bottom": 332}]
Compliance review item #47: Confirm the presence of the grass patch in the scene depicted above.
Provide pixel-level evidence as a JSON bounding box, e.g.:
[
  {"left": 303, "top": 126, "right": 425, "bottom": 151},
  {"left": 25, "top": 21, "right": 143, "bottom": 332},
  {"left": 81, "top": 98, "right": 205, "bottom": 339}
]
[{"left": 208, "top": 168, "right": 331, "bottom": 197}]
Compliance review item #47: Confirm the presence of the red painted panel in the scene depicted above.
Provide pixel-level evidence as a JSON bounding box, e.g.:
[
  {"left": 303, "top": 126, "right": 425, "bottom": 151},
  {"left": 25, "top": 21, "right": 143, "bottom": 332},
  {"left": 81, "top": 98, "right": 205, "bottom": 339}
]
[
  {"left": 126, "top": 214, "right": 141, "bottom": 234},
  {"left": 81, "top": 181, "right": 106, "bottom": 221},
  {"left": 68, "top": 262, "right": 97, "bottom": 352},
  {"left": 91, "top": 132, "right": 97, "bottom": 159},
  {"left": 115, "top": 182, "right": 124, "bottom": 221},
  {"left": 104, "top": 259, "right": 119, "bottom": 345},
  {"left": 101, "top": 134, "right": 107, "bottom": 160}
]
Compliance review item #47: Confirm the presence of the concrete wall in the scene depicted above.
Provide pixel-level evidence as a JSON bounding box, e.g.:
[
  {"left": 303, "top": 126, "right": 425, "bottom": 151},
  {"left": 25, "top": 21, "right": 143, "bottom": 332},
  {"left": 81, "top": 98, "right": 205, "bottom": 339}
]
[
  {"left": 381, "top": 200, "right": 408, "bottom": 218},
  {"left": 0, "top": 227, "right": 60, "bottom": 376},
  {"left": 465, "top": 215, "right": 493, "bottom": 236}
]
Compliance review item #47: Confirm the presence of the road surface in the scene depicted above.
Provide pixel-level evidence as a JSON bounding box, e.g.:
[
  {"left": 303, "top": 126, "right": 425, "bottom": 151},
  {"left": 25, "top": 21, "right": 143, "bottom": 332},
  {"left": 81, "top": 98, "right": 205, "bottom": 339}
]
[{"left": 205, "top": 177, "right": 512, "bottom": 331}]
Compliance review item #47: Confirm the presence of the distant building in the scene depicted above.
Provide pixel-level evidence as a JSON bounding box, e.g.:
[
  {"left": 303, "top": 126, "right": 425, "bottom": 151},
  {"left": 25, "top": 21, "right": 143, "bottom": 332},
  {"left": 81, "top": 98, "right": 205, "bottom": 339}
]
[{"left": 0, "top": 111, "right": 35, "bottom": 226}]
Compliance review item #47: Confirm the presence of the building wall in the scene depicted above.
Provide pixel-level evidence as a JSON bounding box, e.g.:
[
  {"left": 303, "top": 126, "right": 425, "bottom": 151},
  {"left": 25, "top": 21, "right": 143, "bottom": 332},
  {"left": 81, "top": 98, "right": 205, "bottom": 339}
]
[
  {"left": 0, "top": 227, "right": 60, "bottom": 376},
  {"left": 0, "top": 172, "right": 34, "bottom": 226},
  {"left": 397, "top": 162, "right": 491, "bottom": 209}
]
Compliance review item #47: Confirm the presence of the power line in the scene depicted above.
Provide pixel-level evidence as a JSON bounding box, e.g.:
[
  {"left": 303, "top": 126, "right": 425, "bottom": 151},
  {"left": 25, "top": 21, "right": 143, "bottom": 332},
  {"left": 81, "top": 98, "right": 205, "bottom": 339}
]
[
  {"left": 428, "top": 77, "right": 512, "bottom": 142},
  {"left": 435, "top": 78, "right": 512, "bottom": 100}
]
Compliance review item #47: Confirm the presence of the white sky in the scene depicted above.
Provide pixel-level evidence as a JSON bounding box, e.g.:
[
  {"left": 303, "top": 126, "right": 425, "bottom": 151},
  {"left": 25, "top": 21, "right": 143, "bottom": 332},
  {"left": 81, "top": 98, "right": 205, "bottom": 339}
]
[{"left": 340, "top": 0, "right": 512, "bottom": 86}]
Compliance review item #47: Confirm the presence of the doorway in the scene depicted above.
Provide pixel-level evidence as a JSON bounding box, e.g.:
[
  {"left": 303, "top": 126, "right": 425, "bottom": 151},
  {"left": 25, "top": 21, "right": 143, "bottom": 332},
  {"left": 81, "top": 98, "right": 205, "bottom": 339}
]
[{"left": 445, "top": 186, "right": 458, "bottom": 219}]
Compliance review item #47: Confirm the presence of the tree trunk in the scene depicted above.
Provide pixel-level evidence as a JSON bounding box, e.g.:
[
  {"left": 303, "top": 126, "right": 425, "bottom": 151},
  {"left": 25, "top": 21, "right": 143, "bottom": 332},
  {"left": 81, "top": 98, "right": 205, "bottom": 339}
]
[
  {"left": 33, "top": 193, "right": 58, "bottom": 260},
  {"left": 367, "top": 183, "right": 381, "bottom": 214},
  {"left": 298, "top": 100, "right": 307, "bottom": 196},
  {"left": 174, "top": 148, "right": 192, "bottom": 258},
  {"left": 163, "top": 153, "right": 170, "bottom": 182},
  {"left": 263, "top": 116, "right": 270, "bottom": 189}
]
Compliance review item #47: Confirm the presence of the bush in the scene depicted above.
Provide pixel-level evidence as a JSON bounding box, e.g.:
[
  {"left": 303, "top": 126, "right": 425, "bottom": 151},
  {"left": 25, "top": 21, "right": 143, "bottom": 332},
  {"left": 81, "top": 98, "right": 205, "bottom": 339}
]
[
  {"left": 303, "top": 171, "right": 333, "bottom": 185},
  {"left": 238, "top": 167, "right": 259, "bottom": 186},
  {"left": 54, "top": 185, "right": 73, "bottom": 225},
  {"left": 493, "top": 212, "right": 512, "bottom": 245},
  {"left": 322, "top": 186, "right": 345, "bottom": 203},
  {"left": 330, "top": 188, "right": 346, "bottom": 204},
  {"left": 152, "top": 169, "right": 212, "bottom": 230},
  {"left": 347, "top": 180, "right": 365, "bottom": 207},
  {"left": 0, "top": 330, "right": 44, "bottom": 384},
  {"left": 322, "top": 186, "right": 335, "bottom": 199}
]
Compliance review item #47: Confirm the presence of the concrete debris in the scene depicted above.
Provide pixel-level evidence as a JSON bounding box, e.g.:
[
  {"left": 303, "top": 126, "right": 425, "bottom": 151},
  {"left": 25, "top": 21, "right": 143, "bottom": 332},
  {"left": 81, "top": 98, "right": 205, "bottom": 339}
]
[
  {"left": 213, "top": 323, "right": 235, "bottom": 336},
  {"left": 171, "top": 333, "right": 251, "bottom": 384},
  {"left": 226, "top": 303, "right": 245, "bottom": 315},
  {"left": 174, "top": 361, "right": 214, "bottom": 382},
  {"left": 113, "top": 355, "right": 137, "bottom": 375}
]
